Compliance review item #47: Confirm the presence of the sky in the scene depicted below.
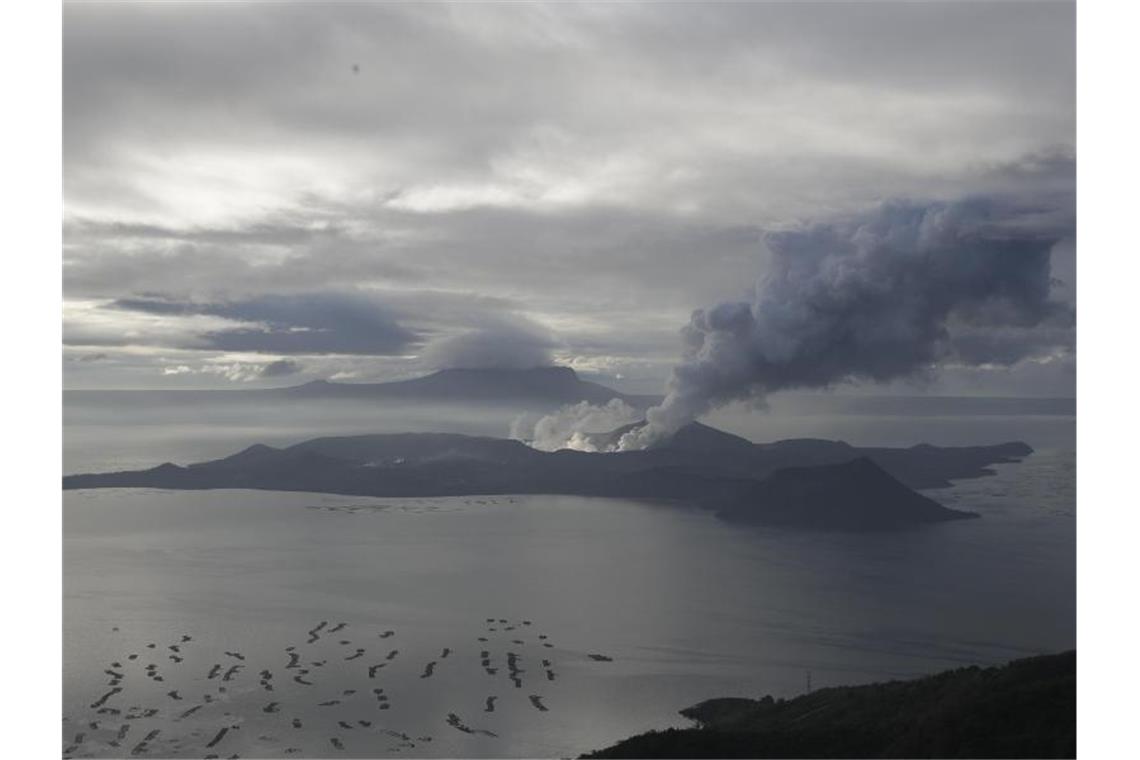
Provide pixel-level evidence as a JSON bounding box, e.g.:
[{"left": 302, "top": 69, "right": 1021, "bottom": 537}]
[{"left": 63, "top": 1, "right": 1075, "bottom": 395}]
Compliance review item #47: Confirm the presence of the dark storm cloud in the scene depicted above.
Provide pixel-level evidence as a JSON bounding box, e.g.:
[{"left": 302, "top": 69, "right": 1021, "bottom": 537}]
[{"left": 107, "top": 292, "right": 417, "bottom": 355}]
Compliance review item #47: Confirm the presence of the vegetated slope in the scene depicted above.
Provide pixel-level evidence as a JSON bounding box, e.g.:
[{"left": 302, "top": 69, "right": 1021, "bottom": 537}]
[{"left": 583, "top": 650, "right": 1075, "bottom": 759}]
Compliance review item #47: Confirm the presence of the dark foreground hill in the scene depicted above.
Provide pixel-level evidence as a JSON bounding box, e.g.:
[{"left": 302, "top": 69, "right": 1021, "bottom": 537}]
[
  {"left": 62, "top": 423, "right": 1031, "bottom": 530},
  {"left": 584, "top": 650, "right": 1076, "bottom": 759}
]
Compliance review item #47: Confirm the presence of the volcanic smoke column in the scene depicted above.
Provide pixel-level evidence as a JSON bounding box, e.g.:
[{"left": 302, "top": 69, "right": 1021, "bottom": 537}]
[{"left": 618, "top": 197, "right": 1073, "bottom": 451}]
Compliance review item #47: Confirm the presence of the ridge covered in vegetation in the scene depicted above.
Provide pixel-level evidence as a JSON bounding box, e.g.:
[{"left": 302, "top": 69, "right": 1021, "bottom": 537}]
[{"left": 584, "top": 650, "right": 1075, "bottom": 758}]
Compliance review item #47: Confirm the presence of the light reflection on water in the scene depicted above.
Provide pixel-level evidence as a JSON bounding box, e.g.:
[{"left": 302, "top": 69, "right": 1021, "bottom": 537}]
[
  {"left": 63, "top": 401, "right": 1074, "bottom": 757},
  {"left": 65, "top": 456, "right": 1073, "bottom": 758}
]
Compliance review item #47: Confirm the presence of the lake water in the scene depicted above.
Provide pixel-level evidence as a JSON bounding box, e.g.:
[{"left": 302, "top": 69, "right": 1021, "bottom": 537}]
[{"left": 63, "top": 398, "right": 1075, "bottom": 758}]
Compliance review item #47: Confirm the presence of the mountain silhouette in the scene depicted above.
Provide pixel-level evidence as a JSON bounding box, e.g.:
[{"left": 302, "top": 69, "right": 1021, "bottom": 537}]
[
  {"left": 63, "top": 423, "right": 1031, "bottom": 531},
  {"left": 720, "top": 457, "right": 972, "bottom": 530},
  {"left": 272, "top": 366, "right": 658, "bottom": 406}
]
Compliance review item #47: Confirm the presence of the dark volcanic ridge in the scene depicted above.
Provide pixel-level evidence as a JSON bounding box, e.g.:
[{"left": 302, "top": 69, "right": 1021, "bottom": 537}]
[{"left": 63, "top": 423, "right": 1031, "bottom": 531}]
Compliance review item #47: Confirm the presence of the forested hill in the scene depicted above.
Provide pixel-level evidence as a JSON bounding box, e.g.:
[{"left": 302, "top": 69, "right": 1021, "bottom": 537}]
[{"left": 583, "top": 650, "right": 1075, "bottom": 759}]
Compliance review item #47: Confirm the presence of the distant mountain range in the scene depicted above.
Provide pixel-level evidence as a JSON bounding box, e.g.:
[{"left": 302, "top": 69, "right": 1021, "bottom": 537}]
[
  {"left": 271, "top": 366, "right": 659, "bottom": 406},
  {"left": 63, "top": 422, "right": 1032, "bottom": 531},
  {"left": 64, "top": 366, "right": 1074, "bottom": 416},
  {"left": 65, "top": 366, "right": 660, "bottom": 408}
]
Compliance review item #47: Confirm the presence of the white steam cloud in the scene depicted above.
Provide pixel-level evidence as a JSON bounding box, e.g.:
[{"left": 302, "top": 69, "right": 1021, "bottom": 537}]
[
  {"left": 618, "top": 196, "right": 1072, "bottom": 450},
  {"left": 525, "top": 196, "right": 1074, "bottom": 453},
  {"left": 511, "top": 399, "right": 642, "bottom": 452}
]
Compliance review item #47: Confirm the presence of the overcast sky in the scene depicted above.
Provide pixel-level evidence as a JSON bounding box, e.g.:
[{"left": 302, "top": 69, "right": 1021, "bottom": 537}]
[{"left": 63, "top": 1, "right": 1075, "bottom": 394}]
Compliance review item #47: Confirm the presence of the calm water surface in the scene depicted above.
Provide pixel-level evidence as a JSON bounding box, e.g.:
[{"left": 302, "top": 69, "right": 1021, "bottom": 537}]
[{"left": 63, "top": 401, "right": 1074, "bottom": 758}]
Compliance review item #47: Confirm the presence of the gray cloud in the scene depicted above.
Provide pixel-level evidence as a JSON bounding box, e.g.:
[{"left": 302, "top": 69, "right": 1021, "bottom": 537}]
[
  {"left": 70, "top": 352, "right": 110, "bottom": 363},
  {"left": 63, "top": 2, "right": 1075, "bottom": 392},
  {"left": 259, "top": 359, "right": 304, "bottom": 378},
  {"left": 67, "top": 217, "right": 345, "bottom": 247},
  {"left": 63, "top": 213, "right": 417, "bottom": 299},
  {"left": 106, "top": 292, "right": 417, "bottom": 355},
  {"left": 620, "top": 194, "right": 1075, "bottom": 448},
  {"left": 420, "top": 321, "right": 557, "bottom": 370}
]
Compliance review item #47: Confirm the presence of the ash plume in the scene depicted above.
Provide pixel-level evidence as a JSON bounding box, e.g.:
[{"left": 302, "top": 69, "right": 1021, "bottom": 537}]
[{"left": 615, "top": 196, "right": 1073, "bottom": 450}]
